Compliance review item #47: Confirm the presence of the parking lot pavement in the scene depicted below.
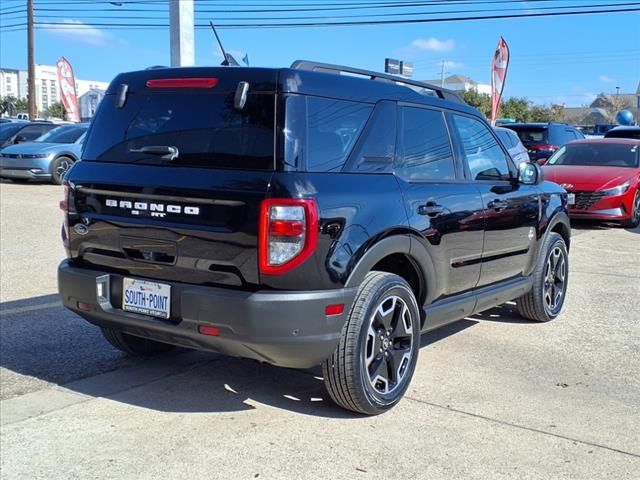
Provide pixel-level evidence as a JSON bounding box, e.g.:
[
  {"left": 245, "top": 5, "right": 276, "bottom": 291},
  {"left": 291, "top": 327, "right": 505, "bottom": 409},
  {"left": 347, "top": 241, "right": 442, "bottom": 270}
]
[{"left": 1, "top": 182, "right": 639, "bottom": 479}]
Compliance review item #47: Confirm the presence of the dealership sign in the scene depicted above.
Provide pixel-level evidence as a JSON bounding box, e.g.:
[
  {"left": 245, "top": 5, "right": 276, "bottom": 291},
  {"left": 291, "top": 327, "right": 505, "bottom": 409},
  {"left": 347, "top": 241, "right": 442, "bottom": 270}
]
[
  {"left": 56, "top": 57, "right": 80, "bottom": 122},
  {"left": 490, "top": 37, "right": 510, "bottom": 126}
]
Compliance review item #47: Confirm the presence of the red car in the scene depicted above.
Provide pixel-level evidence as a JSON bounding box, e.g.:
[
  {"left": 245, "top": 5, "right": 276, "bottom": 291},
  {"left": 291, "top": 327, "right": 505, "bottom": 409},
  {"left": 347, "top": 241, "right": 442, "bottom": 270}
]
[{"left": 542, "top": 138, "right": 640, "bottom": 228}]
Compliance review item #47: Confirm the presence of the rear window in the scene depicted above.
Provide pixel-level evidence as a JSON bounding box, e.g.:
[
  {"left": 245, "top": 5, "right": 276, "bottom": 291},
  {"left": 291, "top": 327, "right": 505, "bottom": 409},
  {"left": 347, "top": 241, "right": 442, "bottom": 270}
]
[
  {"left": 605, "top": 128, "right": 640, "bottom": 139},
  {"left": 547, "top": 143, "right": 639, "bottom": 167},
  {"left": 506, "top": 126, "right": 548, "bottom": 144},
  {"left": 83, "top": 91, "right": 275, "bottom": 170}
]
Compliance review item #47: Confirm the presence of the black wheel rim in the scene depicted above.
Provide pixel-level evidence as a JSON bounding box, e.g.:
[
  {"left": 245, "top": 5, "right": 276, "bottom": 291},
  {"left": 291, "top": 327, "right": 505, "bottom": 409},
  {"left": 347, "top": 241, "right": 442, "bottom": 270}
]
[
  {"left": 364, "top": 295, "right": 414, "bottom": 395},
  {"left": 543, "top": 246, "right": 566, "bottom": 314},
  {"left": 633, "top": 193, "right": 640, "bottom": 223},
  {"left": 56, "top": 159, "right": 71, "bottom": 178}
]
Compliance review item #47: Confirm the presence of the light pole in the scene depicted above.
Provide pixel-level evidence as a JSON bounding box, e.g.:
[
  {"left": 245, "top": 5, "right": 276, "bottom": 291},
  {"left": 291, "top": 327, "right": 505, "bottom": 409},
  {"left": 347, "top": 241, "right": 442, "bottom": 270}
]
[
  {"left": 27, "top": 0, "right": 35, "bottom": 120},
  {"left": 169, "top": 0, "right": 195, "bottom": 67}
]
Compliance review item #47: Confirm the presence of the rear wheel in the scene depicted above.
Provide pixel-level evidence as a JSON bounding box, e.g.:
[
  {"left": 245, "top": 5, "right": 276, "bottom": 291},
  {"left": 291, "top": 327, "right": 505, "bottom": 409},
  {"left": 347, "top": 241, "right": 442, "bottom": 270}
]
[
  {"left": 621, "top": 190, "right": 640, "bottom": 228},
  {"left": 51, "top": 156, "right": 74, "bottom": 185},
  {"left": 517, "top": 232, "right": 568, "bottom": 322},
  {"left": 101, "top": 328, "right": 175, "bottom": 356},
  {"left": 322, "top": 272, "right": 420, "bottom": 415}
]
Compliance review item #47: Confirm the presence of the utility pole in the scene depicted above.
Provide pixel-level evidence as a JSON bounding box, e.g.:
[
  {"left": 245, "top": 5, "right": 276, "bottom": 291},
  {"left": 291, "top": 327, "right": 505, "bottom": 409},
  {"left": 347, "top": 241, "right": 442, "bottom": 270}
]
[
  {"left": 440, "top": 59, "right": 445, "bottom": 88},
  {"left": 27, "top": 0, "right": 36, "bottom": 120},
  {"left": 169, "top": 0, "right": 195, "bottom": 67}
]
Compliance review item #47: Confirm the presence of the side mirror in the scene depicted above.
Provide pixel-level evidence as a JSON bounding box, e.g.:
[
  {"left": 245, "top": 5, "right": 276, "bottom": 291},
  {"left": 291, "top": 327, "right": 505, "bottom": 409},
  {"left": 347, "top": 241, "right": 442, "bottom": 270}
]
[
  {"left": 14, "top": 135, "right": 28, "bottom": 144},
  {"left": 519, "top": 162, "right": 543, "bottom": 185}
]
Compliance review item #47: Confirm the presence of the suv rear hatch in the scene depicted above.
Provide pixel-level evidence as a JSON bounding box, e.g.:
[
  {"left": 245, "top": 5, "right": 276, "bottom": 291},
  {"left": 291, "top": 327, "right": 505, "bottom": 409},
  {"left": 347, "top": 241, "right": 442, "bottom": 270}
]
[{"left": 65, "top": 67, "right": 279, "bottom": 288}]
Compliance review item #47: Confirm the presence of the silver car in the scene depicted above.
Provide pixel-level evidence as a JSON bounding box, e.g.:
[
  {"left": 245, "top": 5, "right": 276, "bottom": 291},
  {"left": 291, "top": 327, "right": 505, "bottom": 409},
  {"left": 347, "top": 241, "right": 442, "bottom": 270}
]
[
  {"left": 495, "top": 126, "right": 530, "bottom": 165},
  {"left": 0, "top": 123, "right": 88, "bottom": 184}
]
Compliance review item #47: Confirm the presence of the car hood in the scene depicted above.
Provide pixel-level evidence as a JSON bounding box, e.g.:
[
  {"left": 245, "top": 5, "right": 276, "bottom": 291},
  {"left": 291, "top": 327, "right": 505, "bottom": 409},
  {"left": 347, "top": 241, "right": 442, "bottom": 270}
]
[
  {"left": 542, "top": 165, "right": 638, "bottom": 190},
  {"left": 0, "top": 142, "right": 81, "bottom": 156}
]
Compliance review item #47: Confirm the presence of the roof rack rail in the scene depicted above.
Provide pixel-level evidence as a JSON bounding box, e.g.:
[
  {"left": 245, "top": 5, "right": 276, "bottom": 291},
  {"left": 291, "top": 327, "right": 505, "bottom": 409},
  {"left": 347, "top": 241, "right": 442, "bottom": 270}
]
[{"left": 291, "top": 60, "right": 463, "bottom": 103}]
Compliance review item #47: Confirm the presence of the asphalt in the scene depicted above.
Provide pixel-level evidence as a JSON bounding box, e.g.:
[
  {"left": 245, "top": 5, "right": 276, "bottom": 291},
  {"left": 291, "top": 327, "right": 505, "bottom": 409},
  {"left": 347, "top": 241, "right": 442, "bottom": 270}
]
[{"left": 1, "top": 181, "right": 639, "bottom": 479}]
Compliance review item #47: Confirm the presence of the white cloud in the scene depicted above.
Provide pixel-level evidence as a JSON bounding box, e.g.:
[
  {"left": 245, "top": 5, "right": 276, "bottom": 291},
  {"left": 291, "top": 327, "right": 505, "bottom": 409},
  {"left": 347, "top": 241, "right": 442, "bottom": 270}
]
[
  {"left": 41, "top": 20, "right": 110, "bottom": 47},
  {"left": 410, "top": 37, "right": 455, "bottom": 53},
  {"left": 598, "top": 75, "right": 615, "bottom": 83}
]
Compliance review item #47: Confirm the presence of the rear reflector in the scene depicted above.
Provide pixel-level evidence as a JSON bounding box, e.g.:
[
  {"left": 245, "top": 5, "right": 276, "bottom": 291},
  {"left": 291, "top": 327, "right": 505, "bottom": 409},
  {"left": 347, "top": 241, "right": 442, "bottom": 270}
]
[
  {"left": 325, "top": 304, "right": 345, "bottom": 316},
  {"left": 199, "top": 326, "right": 221, "bottom": 336},
  {"left": 77, "top": 302, "right": 92, "bottom": 312},
  {"left": 146, "top": 78, "right": 219, "bottom": 89}
]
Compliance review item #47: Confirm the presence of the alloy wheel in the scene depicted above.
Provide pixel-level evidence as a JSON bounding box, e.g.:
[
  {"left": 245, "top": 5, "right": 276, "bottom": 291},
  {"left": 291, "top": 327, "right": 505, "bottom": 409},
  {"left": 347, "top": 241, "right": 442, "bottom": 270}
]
[
  {"left": 543, "top": 246, "right": 566, "bottom": 314},
  {"left": 56, "top": 158, "right": 71, "bottom": 178},
  {"left": 364, "top": 295, "right": 414, "bottom": 395}
]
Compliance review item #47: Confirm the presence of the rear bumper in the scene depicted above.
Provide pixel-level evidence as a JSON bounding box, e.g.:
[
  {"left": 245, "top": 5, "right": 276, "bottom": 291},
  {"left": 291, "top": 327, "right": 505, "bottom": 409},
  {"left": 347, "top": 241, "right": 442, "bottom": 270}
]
[{"left": 58, "top": 260, "right": 357, "bottom": 368}]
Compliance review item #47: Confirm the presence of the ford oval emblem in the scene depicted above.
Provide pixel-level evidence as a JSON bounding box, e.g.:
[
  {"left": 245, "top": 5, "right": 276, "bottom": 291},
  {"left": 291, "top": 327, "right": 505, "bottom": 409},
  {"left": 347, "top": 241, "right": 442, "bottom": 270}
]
[{"left": 74, "top": 223, "right": 89, "bottom": 235}]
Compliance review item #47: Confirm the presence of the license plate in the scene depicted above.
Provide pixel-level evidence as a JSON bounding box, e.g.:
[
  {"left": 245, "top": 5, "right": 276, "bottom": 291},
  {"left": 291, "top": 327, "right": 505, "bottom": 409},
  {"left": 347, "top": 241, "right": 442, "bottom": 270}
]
[
  {"left": 122, "top": 278, "right": 171, "bottom": 319},
  {"left": 567, "top": 193, "right": 575, "bottom": 205}
]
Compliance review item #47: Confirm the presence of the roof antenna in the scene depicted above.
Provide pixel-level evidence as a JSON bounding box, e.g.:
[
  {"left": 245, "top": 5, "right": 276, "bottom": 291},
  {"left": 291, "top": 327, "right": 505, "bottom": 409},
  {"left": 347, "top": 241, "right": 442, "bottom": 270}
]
[{"left": 209, "top": 21, "right": 239, "bottom": 66}]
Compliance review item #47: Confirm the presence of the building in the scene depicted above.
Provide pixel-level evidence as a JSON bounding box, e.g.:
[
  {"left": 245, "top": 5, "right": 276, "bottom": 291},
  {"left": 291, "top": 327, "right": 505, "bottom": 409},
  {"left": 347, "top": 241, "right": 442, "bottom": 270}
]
[
  {"left": 0, "top": 65, "right": 109, "bottom": 116},
  {"left": 422, "top": 74, "right": 491, "bottom": 95},
  {"left": 563, "top": 83, "right": 640, "bottom": 126},
  {"left": 78, "top": 89, "right": 106, "bottom": 122}
]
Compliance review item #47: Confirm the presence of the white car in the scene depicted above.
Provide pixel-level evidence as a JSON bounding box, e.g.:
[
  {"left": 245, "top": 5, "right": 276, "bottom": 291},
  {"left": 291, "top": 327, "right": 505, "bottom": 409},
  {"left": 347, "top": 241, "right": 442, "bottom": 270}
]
[{"left": 495, "top": 126, "right": 530, "bottom": 165}]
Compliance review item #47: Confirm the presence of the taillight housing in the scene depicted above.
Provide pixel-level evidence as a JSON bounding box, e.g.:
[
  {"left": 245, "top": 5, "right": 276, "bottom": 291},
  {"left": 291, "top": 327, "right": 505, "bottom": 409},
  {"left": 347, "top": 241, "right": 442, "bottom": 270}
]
[
  {"left": 60, "top": 183, "right": 71, "bottom": 249},
  {"left": 259, "top": 198, "right": 319, "bottom": 275}
]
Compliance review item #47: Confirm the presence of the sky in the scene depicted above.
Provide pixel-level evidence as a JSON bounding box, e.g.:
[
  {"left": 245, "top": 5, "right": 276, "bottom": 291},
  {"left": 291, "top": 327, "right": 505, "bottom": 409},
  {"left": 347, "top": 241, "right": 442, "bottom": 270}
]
[{"left": 1, "top": 0, "right": 639, "bottom": 107}]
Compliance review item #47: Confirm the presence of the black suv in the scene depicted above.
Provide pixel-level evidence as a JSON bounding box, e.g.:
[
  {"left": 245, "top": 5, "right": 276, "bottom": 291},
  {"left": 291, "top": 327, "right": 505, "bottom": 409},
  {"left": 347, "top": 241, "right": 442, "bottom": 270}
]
[
  {"left": 503, "top": 122, "right": 585, "bottom": 164},
  {"left": 58, "top": 61, "right": 571, "bottom": 415}
]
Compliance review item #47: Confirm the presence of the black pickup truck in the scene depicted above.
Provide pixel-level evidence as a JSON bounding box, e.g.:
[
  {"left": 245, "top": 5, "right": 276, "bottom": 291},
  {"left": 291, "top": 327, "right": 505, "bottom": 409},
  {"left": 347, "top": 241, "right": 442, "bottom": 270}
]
[{"left": 58, "top": 61, "right": 571, "bottom": 415}]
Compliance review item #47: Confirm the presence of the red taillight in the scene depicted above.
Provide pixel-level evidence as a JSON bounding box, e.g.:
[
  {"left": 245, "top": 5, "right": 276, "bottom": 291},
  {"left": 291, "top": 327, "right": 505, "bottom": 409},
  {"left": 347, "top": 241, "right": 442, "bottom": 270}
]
[
  {"left": 529, "top": 144, "right": 559, "bottom": 152},
  {"left": 259, "top": 198, "right": 319, "bottom": 275},
  {"left": 146, "top": 78, "right": 218, "bottom": 89}
]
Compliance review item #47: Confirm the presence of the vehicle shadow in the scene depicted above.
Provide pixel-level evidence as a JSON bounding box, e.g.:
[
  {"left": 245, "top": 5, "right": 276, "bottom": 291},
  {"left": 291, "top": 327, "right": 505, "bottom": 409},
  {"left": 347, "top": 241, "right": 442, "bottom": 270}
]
[
  {"left": 468, "top": 302, "right": 532, "bottom": 324},
  {"left": 1, "top": 294, "right": 478, "bottom": 419}
]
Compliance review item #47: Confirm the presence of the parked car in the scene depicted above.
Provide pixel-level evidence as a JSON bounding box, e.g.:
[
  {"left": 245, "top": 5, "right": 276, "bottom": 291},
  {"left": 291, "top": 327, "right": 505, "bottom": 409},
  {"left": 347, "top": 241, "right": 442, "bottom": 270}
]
[
  {"left": 0, "top": 121, "right": 58, "bottom": 148},
  {"left": 0, "top": 123, "right": 88, "bottom": 184},
  {"left": 604, "top": 126, "right": 640, "bottom": 140},
  {"left": 503, "top": 122, "right": 585, "bottom": 164},
  {"left": 494, "top": 126, "right": 530, "bottom": 165},
  {"left": 542, "top": 138, "right": 640, "bottom": 227},
  {"left": 57, "top": 61, "right": 571, "bottom": 415}
]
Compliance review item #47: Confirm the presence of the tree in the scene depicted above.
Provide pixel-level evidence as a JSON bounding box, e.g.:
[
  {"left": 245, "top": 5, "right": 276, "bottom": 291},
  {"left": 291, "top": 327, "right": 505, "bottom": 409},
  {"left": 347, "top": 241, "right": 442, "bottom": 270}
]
[
  {"left": 0, "top": 96, "right": 19, "bottom": 116},
  {"left": 46, "top": 102, "right": 66, "bottom": 119},
  {"left": 500, "top": 97, "right": 531, "bottom": 122},
  {"left": 461, "top": 89, "right": 491, "bottom": 118}
]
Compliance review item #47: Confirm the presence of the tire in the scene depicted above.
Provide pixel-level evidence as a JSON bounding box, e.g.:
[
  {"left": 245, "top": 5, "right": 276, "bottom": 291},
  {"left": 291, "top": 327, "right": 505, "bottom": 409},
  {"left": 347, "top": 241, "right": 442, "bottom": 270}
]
[
  {"left": 322, "top": 272, "right": 421, "bottom": 415},
  {"left": 621, "top": 190, "right": 640, "bottom": 228},
  {"left": 101, "top": 328, "right": 176, "bottom": 356},
  {"left": 517, "top": 232, "right": 569, "bottom": 322},
  {"left": 51, "top": 156, "right": 74, "bottom": 185},
  {"left": 8, "top": 178, "right": 29, "bottom": 183}
]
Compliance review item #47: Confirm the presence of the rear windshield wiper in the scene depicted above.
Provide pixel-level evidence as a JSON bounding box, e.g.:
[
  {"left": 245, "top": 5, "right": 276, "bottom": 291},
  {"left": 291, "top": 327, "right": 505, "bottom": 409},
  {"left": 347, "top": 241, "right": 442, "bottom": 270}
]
[{"left": 129, "top": 145, "right": 179, "bottom": 160}]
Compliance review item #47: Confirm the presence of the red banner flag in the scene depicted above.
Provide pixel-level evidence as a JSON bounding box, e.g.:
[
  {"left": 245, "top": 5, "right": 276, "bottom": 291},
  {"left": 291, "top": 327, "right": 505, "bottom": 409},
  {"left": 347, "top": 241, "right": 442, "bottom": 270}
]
[
  {"left": 56, "top": 57, "right": 80, "bottom": 122},
  {"left": 490, "top": 37, "right": 510, "bottom": 125}
]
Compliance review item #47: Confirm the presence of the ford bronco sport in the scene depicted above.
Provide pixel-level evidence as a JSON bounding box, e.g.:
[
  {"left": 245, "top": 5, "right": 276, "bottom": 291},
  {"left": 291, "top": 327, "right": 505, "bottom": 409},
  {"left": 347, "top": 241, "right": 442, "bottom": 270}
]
[{"left": 58, "top": 61, "right": 571, "bottom": 415}]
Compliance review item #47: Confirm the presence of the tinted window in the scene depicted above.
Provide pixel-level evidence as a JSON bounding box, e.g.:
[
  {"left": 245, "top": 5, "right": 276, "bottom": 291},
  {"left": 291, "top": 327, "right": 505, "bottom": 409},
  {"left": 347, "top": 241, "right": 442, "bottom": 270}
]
[
  {"left": 605, "top": 128, "right": 640, "bottom": 139},
  {"left": 347, "top": 101, "right": 395, "bottom": 173},
  {"left": 506, "top": 126, "right": 548, "bottom": 144},
  {"left": 0, "top": 123, "right": 24, "bottom": 143},
  {"left": 83, "top": 92, "right": 275, "bottom": 170},
  {"left": 452, "top": 114, "right": 512, "bottom": 181},
  {"left": 306, "top": 97, "right": 371, "bottom": 172},
  {"left": 18, "top": 124, "right": 55, "bottom": 141},
  {"left": 397, "top": 107, "right": 455, "bottom": 181},
  {"left": 495, "top": 128, "right": 514, "bottom": 148},
  {"left": 37, "top": 125, "right": 87, "bottom": 143},
  {"left": 547, "top": 143, "right": 639, "bottom": 168}
]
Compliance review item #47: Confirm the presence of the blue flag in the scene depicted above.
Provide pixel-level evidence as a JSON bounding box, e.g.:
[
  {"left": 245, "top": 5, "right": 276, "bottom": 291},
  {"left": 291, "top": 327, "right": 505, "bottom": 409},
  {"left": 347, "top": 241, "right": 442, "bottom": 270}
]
[{"left": 242, "top": 54, "right": 250, "bottom": 66}]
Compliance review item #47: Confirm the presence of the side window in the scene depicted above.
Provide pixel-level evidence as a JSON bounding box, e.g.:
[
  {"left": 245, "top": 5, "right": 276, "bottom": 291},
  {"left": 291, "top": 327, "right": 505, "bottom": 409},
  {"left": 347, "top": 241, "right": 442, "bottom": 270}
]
[
  {"left": 306, "top": 97, "right": 372, "bottom": 172},
  {"left": 19, "top": 125, "right": 48, "bottom": 141},
  {"left": 509, "top": 130, "right": 522, "bottom": 148},
  {"left": 397, "top": 107, "right": 455, "bottom": 181},
  {"left": 347, "top": 101, "right": 395, "bottom": 173},
  {"left": 495, "top": 129, "right": 513, "bottom": 149},
  {"left": 451, "top": 114, "right": 512, "bottom": 181}
]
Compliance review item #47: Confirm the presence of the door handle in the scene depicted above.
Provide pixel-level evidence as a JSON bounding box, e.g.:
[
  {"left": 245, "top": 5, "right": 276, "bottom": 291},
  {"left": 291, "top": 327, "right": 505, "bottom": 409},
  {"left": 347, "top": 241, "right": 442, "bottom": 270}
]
[
  {"left": 488, "top": 198, "right": 508, "bottom": 211},
  {"left": 418, "top": 202, "right": 446, "bottom": 217}
]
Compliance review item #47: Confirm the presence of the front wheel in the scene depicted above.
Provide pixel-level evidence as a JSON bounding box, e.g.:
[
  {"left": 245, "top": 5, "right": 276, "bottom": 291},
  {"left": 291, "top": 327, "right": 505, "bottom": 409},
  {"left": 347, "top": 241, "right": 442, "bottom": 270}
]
[
  {"left": 322, "top": 272, "right": 421, "bottom": 415},
  {"left": 621, "top": 190, "right": 640, "bottom": 228},
  {"left": 51, "top": 156, "right": 74, "bottom": 185},
  {"left": 517, "top": 232, "right": 569, "bottom": 322}
]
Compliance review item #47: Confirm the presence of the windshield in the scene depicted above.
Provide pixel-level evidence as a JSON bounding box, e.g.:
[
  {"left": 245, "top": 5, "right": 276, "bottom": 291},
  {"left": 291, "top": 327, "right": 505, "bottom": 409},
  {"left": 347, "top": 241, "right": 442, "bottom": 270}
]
[
  {"left": 83, "top": 91, "right": 275, "bottom": 170},
  {"left": 0, "top": 123, "right": 24, "bottom": 142},
  {"left": 547, "top": 143, "right": 639, "bottom": 167},
  {"left": 506, "top": 126, "right": 548, "bottom": 144},
  {"left": 36, "top": 125, "right": 88, "bottom": 144}
]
